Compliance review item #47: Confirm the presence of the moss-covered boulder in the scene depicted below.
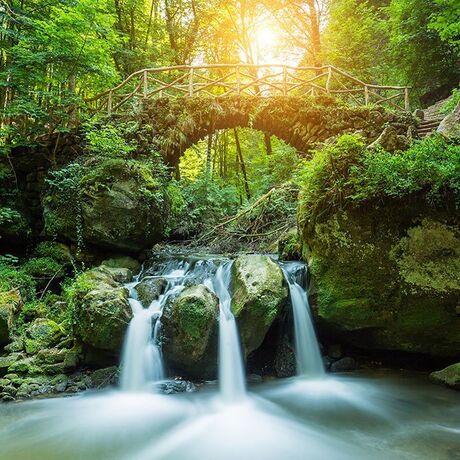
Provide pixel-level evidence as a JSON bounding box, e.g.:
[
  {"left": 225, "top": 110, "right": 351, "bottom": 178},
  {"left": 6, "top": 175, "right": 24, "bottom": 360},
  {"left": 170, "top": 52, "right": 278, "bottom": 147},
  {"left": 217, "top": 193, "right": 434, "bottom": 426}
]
[
  {"left": 43, "top": 159, "right": 169, "bottom": 252},
  {"left": 430, "top": 363, "right": 460, "bottom": 390},
  {"left": 24, "top": 318, "right": 64, "bottom": 354},
  {"left": 302, "top": 208, "right": 460, "bottom": 357},
  {"left": 297, "top": 135, "right": 460, "bottom": 358},
  {"left": 230, "top": 255, "right": 288, "bottom": 356},
  {"left": 278, "top": 227, "right": 302, "bottom": 261},
  {"left": 161, "top": 284, "right": 219, "bottom": 379},
  {"left": 134, "top": 277, "right": 166, "bottom": 307},
  {"left": 101, "top": 256, "right": 140, "bottom": 274},
  {"left": 68, "top": 268, "right": 132, "bottom": 354},
  {"left": 0, "top": 290, "right": 20, "bottom": 344}
]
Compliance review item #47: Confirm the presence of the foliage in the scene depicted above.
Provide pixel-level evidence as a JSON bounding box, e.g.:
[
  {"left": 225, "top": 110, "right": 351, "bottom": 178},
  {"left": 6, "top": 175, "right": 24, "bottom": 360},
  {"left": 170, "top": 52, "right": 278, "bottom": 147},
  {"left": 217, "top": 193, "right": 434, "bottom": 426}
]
[
  {"left": 0, "top": 259, "right": 36, "bottom": 302},
  {"left": 168, "top": 172, "right": 239, "bottom": 237},
  {"left": 21, "top": 257, "right": 64, "bottom": 281},
  {"left": 441, "top": 88, "right": 460, "bottom": 114},
  {"left": 83, "top": 120, "right": 137, "bottom": 158},
  {"left": 297, "top": 134, "right": 460, "bottom": 224},
  {"left": 429, "top": 0, "right": 460, "bottom": 48}
]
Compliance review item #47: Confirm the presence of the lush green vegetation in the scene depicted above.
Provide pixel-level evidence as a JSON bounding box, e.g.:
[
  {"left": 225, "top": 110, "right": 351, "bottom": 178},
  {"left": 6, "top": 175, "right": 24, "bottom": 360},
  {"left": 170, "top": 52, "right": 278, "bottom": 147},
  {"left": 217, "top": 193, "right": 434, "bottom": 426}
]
[{"left": 297, "top": 134, "right": 460, "bottom": 225}]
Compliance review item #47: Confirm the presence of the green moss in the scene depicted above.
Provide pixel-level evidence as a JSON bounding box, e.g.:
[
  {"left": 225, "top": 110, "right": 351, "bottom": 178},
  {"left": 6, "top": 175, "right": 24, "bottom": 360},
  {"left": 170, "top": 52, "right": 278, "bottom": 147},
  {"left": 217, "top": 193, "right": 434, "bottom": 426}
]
[
  {"left": 178, "top": 299, "right": 213, "bottom": 339},
  {"left": 34, "top": 242, "right": 73, "bottom": 268},
  {"left": 390, "top": 219, "right": 460, "bottom": 294},
  {"left": 21, "top": 257, "right": 64, "bottom": 280}
]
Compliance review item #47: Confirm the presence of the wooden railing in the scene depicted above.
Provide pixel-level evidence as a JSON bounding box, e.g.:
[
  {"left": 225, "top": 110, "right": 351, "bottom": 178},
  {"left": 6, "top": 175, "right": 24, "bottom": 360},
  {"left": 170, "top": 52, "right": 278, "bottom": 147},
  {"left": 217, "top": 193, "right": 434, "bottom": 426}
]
[{"left": 87, "top": 64, "right": 411, "bottom": 114}]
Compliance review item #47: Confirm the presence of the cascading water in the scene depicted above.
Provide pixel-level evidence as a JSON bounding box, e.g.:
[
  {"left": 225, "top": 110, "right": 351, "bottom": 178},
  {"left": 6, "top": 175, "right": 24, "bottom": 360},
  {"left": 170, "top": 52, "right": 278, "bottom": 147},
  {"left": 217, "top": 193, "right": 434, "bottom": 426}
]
[
  {"left": 207, "top": 261, "right": 247, "bottom": 403},
  {"left": 119, "top": 260, "right": 192, "bottom": 392},
  {"left": 281, "top": 261, "right": 324, "bottom": 377}
]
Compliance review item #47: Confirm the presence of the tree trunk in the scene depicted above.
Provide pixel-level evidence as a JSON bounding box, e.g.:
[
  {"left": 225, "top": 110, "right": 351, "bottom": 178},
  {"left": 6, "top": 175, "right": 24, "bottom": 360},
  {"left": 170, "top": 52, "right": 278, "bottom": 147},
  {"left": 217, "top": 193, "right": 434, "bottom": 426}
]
[
  {"left": 306, "top": 0, "right": 322, "bottom": 71},
  {"left": 264, "top": 132, "right": 272, "bottom": 155},
  {"left": 233, "top": 128, "right": 251, "bottom": 201}
]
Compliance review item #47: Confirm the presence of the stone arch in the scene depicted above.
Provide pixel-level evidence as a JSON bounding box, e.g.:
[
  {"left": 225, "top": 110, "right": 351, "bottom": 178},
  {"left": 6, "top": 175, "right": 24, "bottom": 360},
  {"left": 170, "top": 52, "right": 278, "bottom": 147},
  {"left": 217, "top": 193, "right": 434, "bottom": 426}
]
[{"left": 138, "top": 95, "right": 413, "bottom": 168}]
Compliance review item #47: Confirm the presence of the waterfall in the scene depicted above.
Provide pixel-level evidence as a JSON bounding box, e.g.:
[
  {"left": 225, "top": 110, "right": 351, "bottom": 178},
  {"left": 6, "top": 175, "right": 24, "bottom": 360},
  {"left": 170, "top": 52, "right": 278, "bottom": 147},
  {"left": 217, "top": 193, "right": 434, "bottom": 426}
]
[
  {"left": 119, "top": 261, "right": 191, "bottom": 392},
  {"left": 209, "top": 261, "right": 247, "bottom": 403},
  {"left": 281, "top": 262, "right": 324, "bottom": 377}
]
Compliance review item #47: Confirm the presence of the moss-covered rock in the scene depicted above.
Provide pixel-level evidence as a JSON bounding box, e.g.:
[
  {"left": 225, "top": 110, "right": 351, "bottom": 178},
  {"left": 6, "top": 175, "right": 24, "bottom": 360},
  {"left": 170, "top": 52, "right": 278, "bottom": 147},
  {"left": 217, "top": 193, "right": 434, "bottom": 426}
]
[
  {"left": 278, "top": 227, "right": 302, "bottom": 261},
  {"left": 134, "top": 276, "right": 166, "bottom": 307},
  {"left": 68, "top": 268, "right": 132, "bottom": 353},
  {"left": 0, "top": 290, "right": 19, "bottom": 344},
  {"left": 161, "top": 284, "right": 219, "bottom": 379},
  {"left": 43, "top": 159, "right": 169, "bottom": 252},
  {"left": 430, "top": 363, "right": 460, "bottom": 390},
  {"left": 101, "top": 256, "right": 141, "bottom": 274},
  {"left": 231, "top": 255, "right": 288, "bottom": 356},
  {"left": 24, "top": 318, "right": 64, "bottom": 354},
  {"left": 300, "top": 206, "right": 460, "bottom": 358}
]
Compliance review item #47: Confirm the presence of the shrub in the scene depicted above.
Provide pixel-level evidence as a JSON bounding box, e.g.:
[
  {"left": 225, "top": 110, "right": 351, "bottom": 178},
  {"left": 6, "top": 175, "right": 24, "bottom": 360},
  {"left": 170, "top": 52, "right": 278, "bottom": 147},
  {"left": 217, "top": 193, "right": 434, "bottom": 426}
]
[{"left": 297, "top": 134, "right": 460, "bottom": 225}]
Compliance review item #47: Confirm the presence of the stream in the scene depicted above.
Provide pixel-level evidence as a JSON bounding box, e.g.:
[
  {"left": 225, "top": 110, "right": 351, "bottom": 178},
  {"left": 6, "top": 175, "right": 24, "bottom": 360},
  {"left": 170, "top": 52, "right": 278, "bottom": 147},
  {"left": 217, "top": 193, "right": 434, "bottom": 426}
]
[{"left": 0, "top": 254, "right": 459, "bottom": 460}]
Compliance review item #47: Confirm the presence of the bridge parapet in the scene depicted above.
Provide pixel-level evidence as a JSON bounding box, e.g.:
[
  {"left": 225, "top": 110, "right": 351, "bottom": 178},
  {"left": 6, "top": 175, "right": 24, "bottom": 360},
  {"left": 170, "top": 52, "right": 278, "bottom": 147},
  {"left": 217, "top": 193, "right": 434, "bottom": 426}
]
[{"left": 87, "top": 65, "right": 411, "bottom": 115}]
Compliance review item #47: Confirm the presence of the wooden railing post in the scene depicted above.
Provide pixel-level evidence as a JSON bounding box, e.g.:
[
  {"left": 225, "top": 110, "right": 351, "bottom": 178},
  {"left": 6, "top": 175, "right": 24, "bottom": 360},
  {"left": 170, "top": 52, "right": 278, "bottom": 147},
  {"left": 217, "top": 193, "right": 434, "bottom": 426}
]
[
  {"left": 326, "top": 66, "right": 332, "bottom": 94},
  {"left": 189, "top": 67, "right": 194, "bottom": 97},
  {"left": 404, "top": 87, "right": 410, "bottom": 111},
  {"left": 107, "top": 90, "right": 113, "bottom": 115},
  {"left": 364, "top": 85, "right": 369, "bottom": 105},
  {"left": 143, "top": 70, "right": 148, "bottom": 98},
  {"left": 283, "top": 65, "right": 287, "bottom": 96}
]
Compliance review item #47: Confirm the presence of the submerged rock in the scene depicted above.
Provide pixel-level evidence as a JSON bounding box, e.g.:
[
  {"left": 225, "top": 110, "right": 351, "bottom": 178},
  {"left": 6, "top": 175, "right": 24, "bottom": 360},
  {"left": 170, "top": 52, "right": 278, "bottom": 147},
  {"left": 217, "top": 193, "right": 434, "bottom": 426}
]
[
  {"left": 161, "top": 284, "right": 219, "bottom": 379},
  {"left": 231, "top": 255, "right": 288, "bottom": 356},
  {"left": 134, "top": 277, "right": 167, "bottom": 307},
  {"left": 430, "top": 363, "right": 460, "bottom": 390}
]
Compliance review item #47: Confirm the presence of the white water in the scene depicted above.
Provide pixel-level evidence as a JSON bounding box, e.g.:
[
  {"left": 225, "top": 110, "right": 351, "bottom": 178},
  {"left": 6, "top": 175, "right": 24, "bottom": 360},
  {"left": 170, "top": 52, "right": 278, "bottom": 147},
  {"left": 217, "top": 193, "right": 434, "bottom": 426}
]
[
  {"left": 119, "top": 261, "right": 191, "bottom": 392},
  {"left": 208, "top": 261, "right": 247, "bottom": 403},
  {"left": 282, "top": 262, "right": 324, "bottom": 377}
]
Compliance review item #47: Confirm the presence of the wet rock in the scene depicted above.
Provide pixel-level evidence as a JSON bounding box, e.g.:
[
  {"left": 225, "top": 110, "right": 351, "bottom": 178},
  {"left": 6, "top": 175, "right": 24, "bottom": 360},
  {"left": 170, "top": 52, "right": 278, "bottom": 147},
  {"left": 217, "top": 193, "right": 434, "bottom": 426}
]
[
  {"left": 134, "top": 277, "right": 167, "bottom": 307},
  {"left": 274, "top": 334, "right": 296, "bottom": 378},
  {"left": 162, "top": 284, "right": 219, "bottom": 379},
  {"left": 231, "top": 255, "right": 288, "bottom": 356},
  {"left": 328, "top": 344, "right": 343, "bottom": 360},
  {"left": 102, "top": 256, "right": 141, "bottom": 274},
  {"left": 157, "top": 379, "right": 196, "bottom": 394},
  {"left": 100, "top": 266, "right": 133, "bottom": 284},
  {"left": 330, "top": 357, "right": 358, "bottom": 373},
  {"left": 430, "top": 363, "right": 460, "bottom": 390}
]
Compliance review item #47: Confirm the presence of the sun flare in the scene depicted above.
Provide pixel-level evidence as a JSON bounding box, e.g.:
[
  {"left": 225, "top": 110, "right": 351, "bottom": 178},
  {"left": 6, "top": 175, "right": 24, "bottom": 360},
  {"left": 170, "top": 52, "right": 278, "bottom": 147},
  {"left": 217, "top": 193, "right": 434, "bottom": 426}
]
[{"left": 255, "top": 26, "right": 277, "bottom": 49}]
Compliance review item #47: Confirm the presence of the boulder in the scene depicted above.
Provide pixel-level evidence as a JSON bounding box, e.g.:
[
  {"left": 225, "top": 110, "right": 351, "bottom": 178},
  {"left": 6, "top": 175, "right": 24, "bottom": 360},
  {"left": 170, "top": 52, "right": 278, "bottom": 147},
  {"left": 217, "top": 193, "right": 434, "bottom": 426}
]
[
  {"left": 231, "top": 255, "right": 288, "bottom": 356},
  {"left": 24, "top": 318, "right": 64, "bottom": 354},
  {"left": 43, "top": 160, "right": 169, "bottom": 252},
  {"left": 430, "top": 363, "right": 460, "bottom": 390},
  {"left": 437, "top": 101, "right": 460, "bottom": 138},
  {"left": 278, "top": 227, "right": 302, "bottom": 261},
  {"left": 367, "top": 125, "right": 410, "bottom": 152},
  {"left": 330, "top": 357, "right": 358, "bottom": 373},
  {"left": 134, "top": 277, "right": 167, "bottom": 307},
  {"left": 71, "top": 269, "right": 132, "bottom": 353},
  {"left": 101, "top": 256, "right": 141, "bottom": 274},
  {"left": 300, "top": 203, "right": 460, "bottom": 357},
  {"left": 161, "top": 284, "right": 219, "bottom": 379},
  {"left": 0, "top": 290, "right": 19, "bottom": 344}
]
